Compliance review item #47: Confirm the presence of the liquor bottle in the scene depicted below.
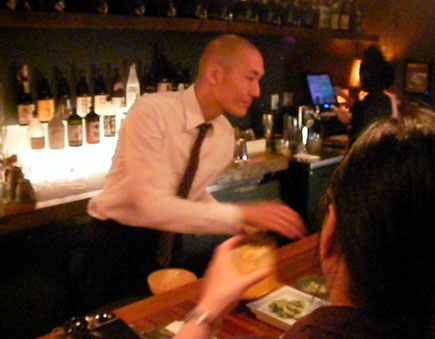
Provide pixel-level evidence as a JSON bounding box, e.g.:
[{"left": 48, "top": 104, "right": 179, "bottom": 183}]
[
  {"left": 85, "top": 104, "right": 100, "bottom": 144},
  {"left": 339, "top": 0, "right": 350, "bottom": 30},
  {"left": 93, "top": 70, "right": 108, "bottom": 116},
  {"left": 311, "top": 0, "right": 320, "bottom": 27},
  {"left": 17, "top": 65, "right": 35, "bottom": 126},
  {"left": 329, "top": 0, "right": 340, "bottom": 30},
  {"left": 280, "top": 0, "right": 293, "bottom": 26},
  {"left": 142, "top": 66, "right": 157, "bottom": 94},
  {"left": 124, "top": 0, "right": 146, "bottom": 16},
  {"left": 17, "top": 0, "right": 39, "bottom": 11},
  {"left": 166, "top": 0, "right": 177, "bottom": 17},
  {"left": 37, "top": 72, "right": 55, "bottom": 123},
  {"left": 149, "top": 0, "right": 178, "bottom": 17},
  {"left": 292, "top": 0, "right": 302, "bottom": 26},
  {"left": 126, "top": 63, "right": 140, "bottom": 111},
  {"left": 27, "top": 113, "right": 45, "bottom": 150},
  {"left": 259, "top": 0, "right": 274, "bottom": 24},
  {"left": 89, "top": 0, "right": 109, "bottom": 14},
  {"left": 67, "top": 108, "right": 83, "bottom": 147},
  {"left": 195, "top": 0, "right": 208, "bottom": 19},
  {"left": 38, "top": 0, "right": 67, "bottom": 12},
  {"left": 301, "top": 0, "right": 317, "bottom": 28},
  {"left": 317, "top": 0, "right": 330, "bottom": 29},
  {"left": 209, "top": 0, "right": 231, "bottom": 20},
  {"left": 56, "top": 69, "right": 72, "bottom": 120},
  {"left": 110, "top": 67, "right": 126, "bottom": 115},
  {"left": 1, "top": 0, "right": 18, "bottom": 10},
  {"left": 76, "top": 70, "right": 91, "bottom": 118},
  {"left": 47, "top": 108, "right": 65, "bottom": 149},
  {"left": 270, "top": 0, "right": 282, "bottom": 25},
  {"left": 351, "top": 0, "right": 364, "bottom": 33},
  {"left": 235, "top": 0, "right": 253, "bottom": 22}
]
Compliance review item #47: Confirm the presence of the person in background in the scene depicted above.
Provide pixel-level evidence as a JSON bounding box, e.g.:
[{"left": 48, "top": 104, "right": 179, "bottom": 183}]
[
  {"left": 175, "top": 108, "right": 435, "bottom": 339},
  {"left": 332, "top": 45, "right": 396, "bottom": 146},
  {"left": 84, "top": 34, "right": 306, "bottom": 310}
]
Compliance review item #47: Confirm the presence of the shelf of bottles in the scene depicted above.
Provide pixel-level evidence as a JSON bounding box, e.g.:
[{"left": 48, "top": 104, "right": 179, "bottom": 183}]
[
  {"left": 0, "top": 0, "right": 378, "bottom": 42},
  {"left": 1, "top": 38, "right": 193, "bottom": 195}
]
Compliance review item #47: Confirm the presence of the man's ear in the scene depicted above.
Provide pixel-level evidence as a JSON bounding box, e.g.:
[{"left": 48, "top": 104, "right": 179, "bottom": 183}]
[
  {"left": 320, "top": 204, "right": 339, "bottom": 260},
  {"left": 205, "top": 62, "right": 223, "bottom": 86}
]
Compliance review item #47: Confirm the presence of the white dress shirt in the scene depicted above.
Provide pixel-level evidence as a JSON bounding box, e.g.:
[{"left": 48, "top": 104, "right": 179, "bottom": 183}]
[{"left": 88, "top": 85, "right": 243, "bottom": 234}]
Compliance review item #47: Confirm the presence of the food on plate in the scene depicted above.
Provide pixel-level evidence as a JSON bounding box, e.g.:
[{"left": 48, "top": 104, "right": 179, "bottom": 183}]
[{"left": 268, "top": 298, "right": 306, "bottom": 320}]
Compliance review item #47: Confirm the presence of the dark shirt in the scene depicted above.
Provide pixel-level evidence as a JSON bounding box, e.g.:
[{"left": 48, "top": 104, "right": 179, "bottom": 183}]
[
  {"left": 348, "top": 91, "right": 392, "bottom": 145},
  {"left": 282, "top": 306, "right": 428, "bottom": 339}
]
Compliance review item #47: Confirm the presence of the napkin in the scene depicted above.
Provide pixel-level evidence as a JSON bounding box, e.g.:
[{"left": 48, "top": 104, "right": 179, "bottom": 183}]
[{"left": 165, "top": 321, "right": 217, "bottom": 338}]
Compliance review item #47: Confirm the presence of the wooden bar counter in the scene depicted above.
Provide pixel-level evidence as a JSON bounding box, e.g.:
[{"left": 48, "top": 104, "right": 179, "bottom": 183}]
[{"left": 39, "top": 233, "right": 321, "bottom": 338}]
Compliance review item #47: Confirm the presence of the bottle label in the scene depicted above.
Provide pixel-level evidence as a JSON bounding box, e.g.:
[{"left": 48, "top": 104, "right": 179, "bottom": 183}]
[
  {"left": 86, "top": 120, "right": 100, "bottom": 144},
  {"left": 318, "top": 6, "right": 330, "bottom": 29},
  {"left": 18, "top": 104, "right": 35, "bottom": 125},
  {"left": 48, "top": 125, "right": 65, "bottom": 149},
  {"left": 58, "top": 98, "right": 72, "bottom": 120},
  {"left": 76, "top": 96, "right": 91, "bottom": 118},
  {"left": 340, "top": 15, "right": 350, "bottom": 30},
  {"left": 31, "top": 136, "right": 45, "bottom": 150},
  {"left": 104, "top": 115, "right": 116, "bottom": 137},
  {"left": 330, "top": 14, "right": 340, "bottom": 30},
  {"left": 68, "top": 124, "right": 83, "bottom": 146},
  {"left": 37, "top": 99, "right": 55, "bottom": 122},
  {"left": 94, "top": 94, "right": 107, "bottom": 115}
]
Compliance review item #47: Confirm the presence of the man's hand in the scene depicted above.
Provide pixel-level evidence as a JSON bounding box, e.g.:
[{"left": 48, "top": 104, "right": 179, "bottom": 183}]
[{"left": 238, "top": 201, "right": 307, "bottom": 239}]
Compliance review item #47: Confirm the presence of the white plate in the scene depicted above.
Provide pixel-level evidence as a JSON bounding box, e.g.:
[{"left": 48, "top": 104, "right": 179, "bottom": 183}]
[{"left": 246, "top": 285, "right": 329, "bottom": 331}]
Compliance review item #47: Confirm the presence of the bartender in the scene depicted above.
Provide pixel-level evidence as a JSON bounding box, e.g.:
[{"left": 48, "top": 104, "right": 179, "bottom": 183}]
[{"left": 85, "top": 34, "right": 306, "bottom": 309}]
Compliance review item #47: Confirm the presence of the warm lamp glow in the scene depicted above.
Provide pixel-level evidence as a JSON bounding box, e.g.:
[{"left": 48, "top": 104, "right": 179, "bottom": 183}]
[
  {"left": 337, "top": 88, "right": 349, "bottom": 104},
  {"left": 358, "top": 90, "right": 368, "bottom": 101},
  {"left": 349, "top": 59, "right": 362, "bottom": 88}
]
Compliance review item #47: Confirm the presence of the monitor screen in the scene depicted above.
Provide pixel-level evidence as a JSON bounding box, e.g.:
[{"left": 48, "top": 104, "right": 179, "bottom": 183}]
[{"left": 305, "top": 73, "right": 337, "bottom": 109}]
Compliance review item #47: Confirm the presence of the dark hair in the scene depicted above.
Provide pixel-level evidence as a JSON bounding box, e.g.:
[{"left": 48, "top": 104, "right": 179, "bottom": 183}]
[
  {"left": 360, "top": 45, "right": 395, "bottom": 91},
  {"left": 328, "top": 109, "right": 435, "bottom": 321}
]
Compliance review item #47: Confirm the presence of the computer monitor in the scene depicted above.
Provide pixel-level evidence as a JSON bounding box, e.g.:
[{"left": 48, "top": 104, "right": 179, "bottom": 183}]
[{"left": 305, "top": 73, "right": 337, "bottom": 110}]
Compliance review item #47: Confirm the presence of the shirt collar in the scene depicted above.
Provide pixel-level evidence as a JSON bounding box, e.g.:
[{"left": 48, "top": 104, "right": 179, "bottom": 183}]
[{"left": 183, "top": 85, "right": 206, "bottom": 132}]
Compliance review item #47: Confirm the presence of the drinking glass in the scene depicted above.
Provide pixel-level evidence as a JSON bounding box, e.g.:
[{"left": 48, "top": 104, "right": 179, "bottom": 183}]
[{"left": 232, "top": 233, "right": 277, "bottom": 299}]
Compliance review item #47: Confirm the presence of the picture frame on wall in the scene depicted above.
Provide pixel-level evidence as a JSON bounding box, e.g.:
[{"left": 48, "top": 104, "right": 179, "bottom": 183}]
[{"left": 403, "top": 61, "right": 432, "bottom": 94}]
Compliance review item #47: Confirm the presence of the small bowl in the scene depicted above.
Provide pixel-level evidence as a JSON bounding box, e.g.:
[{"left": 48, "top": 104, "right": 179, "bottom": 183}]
[
  {"left": 147, "top": 268, "right": 197, "bottom": 295},
  {"left": 295, "top": 275, "right": 329, "bottom": 301}
]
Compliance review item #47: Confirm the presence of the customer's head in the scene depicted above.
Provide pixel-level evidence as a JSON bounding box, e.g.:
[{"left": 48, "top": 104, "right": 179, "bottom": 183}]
[
  {"left": 323, "top": 108, "right": 435, "bottom": 317},
  {"left": 360, "top": 45, "right": 395, "bottom": 92},
  {"left": 195, "top": 34, "right": 264, "bottom": 118}
]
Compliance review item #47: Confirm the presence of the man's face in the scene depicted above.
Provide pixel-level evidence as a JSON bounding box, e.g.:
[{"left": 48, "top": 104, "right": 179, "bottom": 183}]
[{"left": 215, "top": 47, "right": 264, "bottom": 118}]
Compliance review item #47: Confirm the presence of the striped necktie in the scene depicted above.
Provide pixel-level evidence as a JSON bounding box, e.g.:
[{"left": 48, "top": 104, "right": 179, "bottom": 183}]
[{"left": 157, "top": 123, "right": 212, "bottom": 267}]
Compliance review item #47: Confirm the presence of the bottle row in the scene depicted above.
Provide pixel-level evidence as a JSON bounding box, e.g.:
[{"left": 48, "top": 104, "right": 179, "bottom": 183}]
[
  {"left": 1, "top": 0, "right": 366, "bottom": 33},
  {"left": 27, "top": 106, "right": 121, "bottom": 151},
  {"left": 15, "top": 46, "right": 192, "bottom": 127}
]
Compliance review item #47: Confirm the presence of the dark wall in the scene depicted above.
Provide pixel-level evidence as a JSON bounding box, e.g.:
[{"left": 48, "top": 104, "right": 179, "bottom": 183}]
[{"left": 363, "top": 0, "right": 435, "bottom": 107}]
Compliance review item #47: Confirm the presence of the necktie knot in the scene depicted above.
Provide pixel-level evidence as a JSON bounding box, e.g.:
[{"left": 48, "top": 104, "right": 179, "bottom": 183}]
[{"left": 198, "top": 123, "right": 212, "bottom": 138}]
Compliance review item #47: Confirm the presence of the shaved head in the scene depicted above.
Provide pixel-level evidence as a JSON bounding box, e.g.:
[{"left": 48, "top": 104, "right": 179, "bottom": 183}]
[{"left": 197, "top": 34, "right": 261, "bottom": 80}]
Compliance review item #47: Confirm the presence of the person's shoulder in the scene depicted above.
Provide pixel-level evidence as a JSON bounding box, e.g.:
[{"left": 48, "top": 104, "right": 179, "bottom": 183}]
[
  {"left": 139, "top": 91, "right": 182, "bottom": 106},
  {"left": 129, "top": 91, "right": 184, "bottom": 119}
]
